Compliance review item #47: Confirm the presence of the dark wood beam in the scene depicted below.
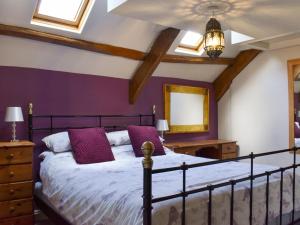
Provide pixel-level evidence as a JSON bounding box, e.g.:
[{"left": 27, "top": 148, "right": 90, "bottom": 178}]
[
  {"left": 162, "top": 54, "right": 235, "bottom": 65},
  {"left": 129, "top": 28, "right": 180, "bottom": 104},
  {"left": 0, "top": 23, "right": 145, "bottom": 60},
  {"left": 0, "top": 24, "right": 234, "bottom": 65},
  {"left": 213, "top": 49, "right": 262, "bottom": 101}
]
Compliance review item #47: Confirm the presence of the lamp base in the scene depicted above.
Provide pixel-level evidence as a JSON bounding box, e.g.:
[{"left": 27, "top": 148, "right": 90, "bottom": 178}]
[{"left": 10, "top": 139, "right": 20, "bottom": 142}]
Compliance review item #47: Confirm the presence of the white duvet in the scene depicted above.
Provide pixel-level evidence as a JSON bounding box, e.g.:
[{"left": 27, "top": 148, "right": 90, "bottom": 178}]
[{"left": 40, "top": 145, "right": 300, "bottom": 225}]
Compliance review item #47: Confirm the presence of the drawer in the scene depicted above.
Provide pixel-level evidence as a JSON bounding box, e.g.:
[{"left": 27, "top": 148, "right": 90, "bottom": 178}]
[
  {"left": 0, "top": 214, "right": 33, "bottom": 225},
  {"left": 0, "top": 147, "right": 32, "bottom": 165},
  {"left": 222, "top": 152, "right": 238, "bottom": 160},
  {"left": 0, "top": 198, "right": 32, "bottom": 219},
  {"left": 222, "top": 143, "right": 236, "bottom": 153},
  {"left": 174, "top": 147, "right": 199, "bottom": 156},
  {"left": 0, "top": 165, "right": 32, "bottom": 184},
  {"left": 0, "top": 182, "right": 33, "bottom": 201}
]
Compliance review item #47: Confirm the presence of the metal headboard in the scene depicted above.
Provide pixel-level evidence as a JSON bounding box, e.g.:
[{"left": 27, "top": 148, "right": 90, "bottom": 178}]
[{"left": 27, "top": 103, "right": 156, "bottom": 141}]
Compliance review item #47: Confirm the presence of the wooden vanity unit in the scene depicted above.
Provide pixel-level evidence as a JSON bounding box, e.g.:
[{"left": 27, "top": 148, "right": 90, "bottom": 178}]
[{"left": 164, "top": 139, "right": 238, "bottom": 160}]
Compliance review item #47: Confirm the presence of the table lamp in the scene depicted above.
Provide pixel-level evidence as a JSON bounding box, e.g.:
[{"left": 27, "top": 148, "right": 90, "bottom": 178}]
[
  {"left": 5, "top": 107, "right": 24, "bottom": 142},
  {"left": 156, "top": 119, "right": 169, "bottom": 139}
]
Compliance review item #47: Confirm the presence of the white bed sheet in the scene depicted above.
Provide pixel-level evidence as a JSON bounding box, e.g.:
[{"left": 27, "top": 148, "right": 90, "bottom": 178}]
[{"left": 39, "top": 145, "right": 300, "bottom": 225}]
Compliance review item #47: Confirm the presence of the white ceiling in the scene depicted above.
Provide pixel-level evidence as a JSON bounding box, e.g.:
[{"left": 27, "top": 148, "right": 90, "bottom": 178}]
[
  {"left": 0, "top": 0, "right": 299, "bottom": 82},
  {"left": 110, "top": 0, "right": 300, "bottom": 42}
]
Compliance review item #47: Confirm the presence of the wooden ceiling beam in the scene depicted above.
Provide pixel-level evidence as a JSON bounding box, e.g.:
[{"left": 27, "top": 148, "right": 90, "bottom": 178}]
[
  {"left": 213, "top": 49, "right": 262, "bottom": 101},
  {"left": 0, "top": 24, "right": 234, "bottom": 65},
  {"left": 0, "top": 23, "right": 145, "bottom": 60},
  {"left": 162, "top": 54, "right": 235, "bottom": 65},
  {"left": 129, "top": 28, "right": 180, "bottom": 104}
]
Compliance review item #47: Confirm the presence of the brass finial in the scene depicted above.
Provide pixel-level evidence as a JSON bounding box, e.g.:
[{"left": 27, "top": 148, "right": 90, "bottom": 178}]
[
  {"left": 28, "top": 103, "right": 33, "bottom": 115},
  {"left": 152, "top": 105, "right": 156, "bottom": 115},
  {"left": 142, "top": 141, "right": 155, "bottom": 169}
]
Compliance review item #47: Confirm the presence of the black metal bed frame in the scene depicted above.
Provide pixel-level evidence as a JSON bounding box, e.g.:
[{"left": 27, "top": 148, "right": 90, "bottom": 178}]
[
  {"left": 142, "top": 145, "right": 300, "bottom": 225},
  {"left": 28, "top": 103, "right": 156, "bottom": 141},
  {"left": 27, "top": 103, "right": 300, "bottom": 225}
]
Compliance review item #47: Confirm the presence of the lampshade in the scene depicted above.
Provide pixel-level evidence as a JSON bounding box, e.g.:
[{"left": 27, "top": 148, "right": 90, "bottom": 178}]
[
  {"left": 156, "top": 119, "right": 169, "bottom": 131},
  {"left": 204, "top": 17, "right": 225, "bottom": 58},
  {"left": 4, "top": 107, "right": 24, "bottom": 122},
  {"left": 298, "top": 111, "right": 300, "bottom": 118}
]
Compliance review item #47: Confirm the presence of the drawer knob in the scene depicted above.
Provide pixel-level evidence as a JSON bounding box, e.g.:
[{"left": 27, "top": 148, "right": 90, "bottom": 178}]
[
  {"left": 9, "top": 189, "right": 15, "bottom": 194},
  {"left": 7, "top": 153, "right": 14, "bottom": 159},
  {"left": 9, "top": 171, "right": 14, "bottom": 177},
  {"left": 9, "top": 206, "right": 15, "bottom": 212}
]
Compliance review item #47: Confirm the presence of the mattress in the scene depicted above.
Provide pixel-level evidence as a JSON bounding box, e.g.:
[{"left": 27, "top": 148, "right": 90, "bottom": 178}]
[{"left": 38, "top": 145, "right": 300, "bottom": 225}]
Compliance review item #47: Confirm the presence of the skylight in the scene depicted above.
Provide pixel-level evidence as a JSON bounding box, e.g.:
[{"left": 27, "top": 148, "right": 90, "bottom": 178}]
[
  {"left": 38, "top": 0, "right": 84, "bottom": 22},
  {"left": 175, "top": 31, "right": 204, "bottom": 56},
  {"left": 31, "top": 0, "right": 95, "bottom": 33},
  {"left": 180, "top": 31, "right": 203, "bottom": 48}
]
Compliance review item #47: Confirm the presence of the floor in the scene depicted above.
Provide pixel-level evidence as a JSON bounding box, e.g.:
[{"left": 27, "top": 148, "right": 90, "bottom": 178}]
[{"left": 35, "top": 210, "right": 54, "bottom": 225}]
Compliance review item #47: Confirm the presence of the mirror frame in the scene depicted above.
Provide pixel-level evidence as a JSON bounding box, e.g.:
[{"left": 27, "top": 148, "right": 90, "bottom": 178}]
[{"left": 164, "top": 84, "right": 209, "bottom": 134}]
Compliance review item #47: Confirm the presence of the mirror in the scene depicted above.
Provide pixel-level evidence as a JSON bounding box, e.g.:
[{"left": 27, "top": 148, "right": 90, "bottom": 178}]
[{"left": 164, "top": 84, "right": 209, "bottom": 133}]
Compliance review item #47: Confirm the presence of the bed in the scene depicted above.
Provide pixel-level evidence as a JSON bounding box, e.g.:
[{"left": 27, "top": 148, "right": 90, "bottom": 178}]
[{"left": 27, "top": 104, "right": 300, "bottom": 225}]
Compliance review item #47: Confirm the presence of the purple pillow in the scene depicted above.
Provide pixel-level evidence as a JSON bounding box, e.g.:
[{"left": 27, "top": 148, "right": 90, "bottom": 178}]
[
  {"left": 68, "top": 128, "right": 114, "bottom": 164},
  {"left": 295, "top": 125, "right": 300, "bottom": 138},
  {"left": 128, "top": 125, "right": 165, "bottom": 157}
]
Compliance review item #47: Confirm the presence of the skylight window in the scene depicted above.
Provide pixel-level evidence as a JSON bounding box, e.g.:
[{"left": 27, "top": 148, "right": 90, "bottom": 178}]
[
  {"left": 175, "top": 31, "right": 204, "bottom": 56},
  {"left": 31, "top": 0, "right": 95, "bottom": 33},
  {"left": 180, "top": 31, "right": 203, "bottom": 49}
]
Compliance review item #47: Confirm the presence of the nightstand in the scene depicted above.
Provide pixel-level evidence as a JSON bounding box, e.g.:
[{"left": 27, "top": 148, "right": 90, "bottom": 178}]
[
  {"left": 0, "top": 141, "right": 35, "bottom": 225},
  {"left": 164, "top": 140, "right": 238, "bottom": 160}
]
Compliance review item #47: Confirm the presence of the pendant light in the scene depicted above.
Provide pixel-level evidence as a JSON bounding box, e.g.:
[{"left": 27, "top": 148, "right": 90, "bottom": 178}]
[{"left": 204, "top": 8, "right": 225, "bottom": 58}]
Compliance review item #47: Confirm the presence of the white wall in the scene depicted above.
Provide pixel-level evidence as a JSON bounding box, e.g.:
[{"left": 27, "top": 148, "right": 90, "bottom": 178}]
[{"left": 218, "top": 46, "right": 300, "bottom": 167}]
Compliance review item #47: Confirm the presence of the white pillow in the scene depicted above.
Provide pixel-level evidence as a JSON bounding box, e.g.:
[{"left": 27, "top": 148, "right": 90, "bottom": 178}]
[
  {"left": 111, "top": 145, "right": 135, "bottom": 160},
  {"left": 42, "top": 132, "right": 71, "bottom": 153},
  {"left": 106, "top": 130, "right": 131, "bottom": 146}
]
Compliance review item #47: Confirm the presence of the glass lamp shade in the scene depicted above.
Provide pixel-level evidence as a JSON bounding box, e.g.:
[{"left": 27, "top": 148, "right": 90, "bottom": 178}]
[
  {"left": 4, "top": 107, "right": 24, "bottom": 122},
  {"left": 204, "top": 17, "right": 225, "bottom": 58}
]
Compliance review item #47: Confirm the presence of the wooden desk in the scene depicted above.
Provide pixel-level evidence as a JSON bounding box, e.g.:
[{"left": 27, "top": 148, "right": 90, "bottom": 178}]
[{"left": 164, "top": 140, "right": 238, "bottom": 160}]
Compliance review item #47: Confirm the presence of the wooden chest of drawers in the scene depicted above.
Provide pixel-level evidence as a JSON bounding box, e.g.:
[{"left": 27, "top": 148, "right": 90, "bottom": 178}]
[
  {"left": 0, "top": 141, "right": 34, "bottom": 225},
  {"left": 164, "top": 140, "right": 238, "bottom": 160}
]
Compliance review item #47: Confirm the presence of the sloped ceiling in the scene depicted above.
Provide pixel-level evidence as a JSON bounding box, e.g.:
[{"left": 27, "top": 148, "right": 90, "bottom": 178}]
[
  {"left": 0, "top": 0, "right": 236, "bottom": 82},
  {"left": 0, "top": 0, "right": 298, "bottom": 82}
]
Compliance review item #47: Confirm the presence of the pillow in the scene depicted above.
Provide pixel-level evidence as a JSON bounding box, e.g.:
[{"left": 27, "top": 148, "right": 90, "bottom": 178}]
[
  {"left": 295, "top": 125, "right": 300, "bottom": 138},
  {"left": 128, "top": 125, "right": 165, "bottom": 157},
  {"left": 106, "top": 130, "right": 131, "bottom": 146},
  {"left": 111, "top": 145, "right": 136, "bottom": 160},
  {"left": 42, "top": 132, "right": 71, "bottom": 153},
  {"left": 68, "top": 128, "right": 115, "bottom": 164}
]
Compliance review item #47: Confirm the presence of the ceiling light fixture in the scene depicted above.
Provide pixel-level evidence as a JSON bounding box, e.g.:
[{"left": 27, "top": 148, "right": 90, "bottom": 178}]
[{"left": 204, "top": 6, "right": 225, "bottom": 58}]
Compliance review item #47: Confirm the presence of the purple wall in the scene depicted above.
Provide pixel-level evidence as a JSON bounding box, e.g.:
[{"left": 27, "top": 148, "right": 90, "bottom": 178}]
[{"left": 0, "top": 66, "right": 218, "bottom": 142}]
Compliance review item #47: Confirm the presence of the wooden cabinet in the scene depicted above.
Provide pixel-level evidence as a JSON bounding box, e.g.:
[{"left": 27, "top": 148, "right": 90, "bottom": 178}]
[
  {"left": 164, "top": 140, "right": 238, "bottom": 160},
  {"left": 0, "top": 141, "right": 34, "bottom": 225}
]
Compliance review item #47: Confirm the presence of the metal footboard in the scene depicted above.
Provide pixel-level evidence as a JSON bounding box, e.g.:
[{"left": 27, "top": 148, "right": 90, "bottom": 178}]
[{"left": 142, "top": 142, "right": 300, "bottom": 225}]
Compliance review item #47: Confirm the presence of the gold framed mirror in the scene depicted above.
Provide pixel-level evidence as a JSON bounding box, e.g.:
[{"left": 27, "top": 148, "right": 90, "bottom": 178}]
[{"left": 164, "top": 84, "right": 209, "bottom": 133}]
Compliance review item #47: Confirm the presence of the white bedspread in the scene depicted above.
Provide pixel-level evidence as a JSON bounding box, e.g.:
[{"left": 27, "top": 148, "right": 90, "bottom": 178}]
[{"left": 40, "top": 146, "right": 300, "bottom": 225}]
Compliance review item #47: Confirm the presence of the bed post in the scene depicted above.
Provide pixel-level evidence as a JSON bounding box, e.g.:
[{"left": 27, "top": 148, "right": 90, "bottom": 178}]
[
  {"left": 152, "top": 105, "right": 156, "bottom": 126},
  {"left": 142, "top": 141, "right": 154, "bottom": 225},
  {"left": 28, "top": 103, "right": 33, "bottom": 142}
]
